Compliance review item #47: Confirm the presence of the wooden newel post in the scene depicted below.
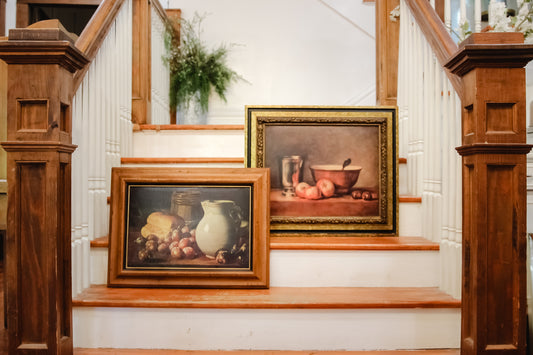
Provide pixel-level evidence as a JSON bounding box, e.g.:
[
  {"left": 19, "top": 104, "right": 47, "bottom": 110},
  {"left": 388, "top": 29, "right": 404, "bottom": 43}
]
[
  {"left": 0, "top": 27, "right": 88, "bottom": 354},
  {"left": 446, "top": 33, "right": 533, "bottom": 355}
]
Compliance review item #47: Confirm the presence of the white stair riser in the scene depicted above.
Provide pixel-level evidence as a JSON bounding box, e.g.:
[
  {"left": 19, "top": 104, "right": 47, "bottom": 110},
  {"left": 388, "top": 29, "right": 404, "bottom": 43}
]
[
  {"left": 271, "top": 249, "right": 438, "bottom": 287},
  {"left": 132, "top": 130, "right": 245, "bottom": 158},
  {"left": 73, "top": 307, "right": 460, "bottom": 350},
  {"left": 91, "top": 248, "right": 438, "bottom": 287},
  {"left": 90, "top": 204, "right": 425, "bottom": 286},
  {"left": 399, "top": 201, "right": 422, "bottom": 236}
]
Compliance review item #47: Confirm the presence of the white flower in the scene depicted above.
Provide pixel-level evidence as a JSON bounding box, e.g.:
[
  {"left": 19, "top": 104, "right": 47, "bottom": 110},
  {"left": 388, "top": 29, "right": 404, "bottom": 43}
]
[
  {"left": 390, "top": 5, "right": 400, "bottom": 22},
  {"left": 489, "top": 2, "right": 509, "bottom": 28}
]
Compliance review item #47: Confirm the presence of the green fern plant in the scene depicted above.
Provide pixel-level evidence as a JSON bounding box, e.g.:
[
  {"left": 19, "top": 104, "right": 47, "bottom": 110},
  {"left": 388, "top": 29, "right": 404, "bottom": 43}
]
[{"left": 164, "top": 13, "right": 241, "bottom": 117}]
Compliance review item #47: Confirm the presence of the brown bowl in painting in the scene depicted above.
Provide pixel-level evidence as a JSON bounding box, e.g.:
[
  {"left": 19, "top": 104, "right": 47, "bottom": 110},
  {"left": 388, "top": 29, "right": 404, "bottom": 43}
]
[{"left": 310, "top": 165, "right": 362, "bottom": 194}]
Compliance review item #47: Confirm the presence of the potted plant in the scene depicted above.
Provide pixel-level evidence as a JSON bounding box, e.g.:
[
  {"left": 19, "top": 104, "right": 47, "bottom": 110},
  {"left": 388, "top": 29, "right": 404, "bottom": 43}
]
[{"left": 164, "top": 13, "right": 241, "bottom": 124}]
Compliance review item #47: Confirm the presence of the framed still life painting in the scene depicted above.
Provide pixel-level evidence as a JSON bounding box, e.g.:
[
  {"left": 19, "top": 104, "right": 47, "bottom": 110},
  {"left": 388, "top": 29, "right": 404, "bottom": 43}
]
[
  {"left": 245, "top": 106, "right": 398, "bottom": 236},
  {"left": 107, "top": 167, "right": 270, "bottom": 288}
]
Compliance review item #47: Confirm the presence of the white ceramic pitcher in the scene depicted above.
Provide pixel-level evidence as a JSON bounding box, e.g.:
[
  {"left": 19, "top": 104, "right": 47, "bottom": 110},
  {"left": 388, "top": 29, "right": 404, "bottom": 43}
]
[{"left": 195, "top": 200, "right": 242, "bottom": 257}]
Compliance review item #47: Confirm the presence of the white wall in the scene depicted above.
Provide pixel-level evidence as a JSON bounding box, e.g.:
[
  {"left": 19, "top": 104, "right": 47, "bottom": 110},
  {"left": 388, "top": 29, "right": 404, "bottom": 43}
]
[
  {"left": 5, "top": 0, "right": 16, "bottom": 34},
  {"left": 168, "top": 0, "right": 376, "bottom": 124}
]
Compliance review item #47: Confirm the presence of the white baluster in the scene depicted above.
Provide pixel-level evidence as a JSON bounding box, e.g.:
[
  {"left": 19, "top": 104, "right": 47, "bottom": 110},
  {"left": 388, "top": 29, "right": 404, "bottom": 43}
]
[
  {"left": 87, "top": 62, "right": 96, "bottom": 241},
  {"left": 474, "top": 0, "right": 482, "bottom": 32},
  {"left": 398, "top": 3, "right": 464, "bottom": 297},
  {"left": 71, "top": 0, "right": 134, "bottom": 292},
  {"left": 460, "top": 0, "right": 467, "bottom": 25},
  {"left": 445, "top": 0, "right": 452, "bottom": 32},
  {"left": 441, "top": 73, "right": 449, "bottom": 243}
]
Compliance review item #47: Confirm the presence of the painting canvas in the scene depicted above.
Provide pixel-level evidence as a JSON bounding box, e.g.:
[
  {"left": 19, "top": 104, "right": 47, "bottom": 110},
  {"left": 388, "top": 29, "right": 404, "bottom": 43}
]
[
  {"left": 125, "top": 185, "right": 252, "bottom": 270},
  {"left": 245, "top": 106, "right": 398, "bottom": 235},
  {"left": 107, "top": 167, "right": 270, "bottom": 288}
]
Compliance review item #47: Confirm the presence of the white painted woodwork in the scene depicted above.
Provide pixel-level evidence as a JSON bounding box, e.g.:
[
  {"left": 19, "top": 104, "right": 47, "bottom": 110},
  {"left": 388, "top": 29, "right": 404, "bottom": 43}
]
[
  {"left": 89, "top": 200, "right": 427, "bottom": 288},
  {"left": 151, "top": 5, "right": 171, "bottom": 124},
  {"left": 399, "top": 1, "right": 462, "bottom": 298},
  {"left": 474, "top": 0, "right": 482, "bottom": 32},
  {"left": 4, "top": 0, "right": 15, "bottom": 34},
  {"left": 90, "top": 247, "right": 438, "bottom": 288},
  {"left": 132, "top": 129, "right": 245, "bottom": 158},
  {"left": 71, "top": 0, "right": 133, "bottom": 297},
  {"left": 73, "top": 307, "right": 460, "bottom": 350},
  {"left": 167, "top": 0, "right": 376, "bottom": 124}
]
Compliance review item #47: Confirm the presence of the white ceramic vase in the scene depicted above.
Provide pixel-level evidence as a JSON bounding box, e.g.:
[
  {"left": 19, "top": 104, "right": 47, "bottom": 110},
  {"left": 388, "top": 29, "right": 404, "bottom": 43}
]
[
  {"left": 177, "top": 95, "right": 208, "bottom": 124},
  {"left": 195, "top": 200, "right": 242, "bottom": 257}
]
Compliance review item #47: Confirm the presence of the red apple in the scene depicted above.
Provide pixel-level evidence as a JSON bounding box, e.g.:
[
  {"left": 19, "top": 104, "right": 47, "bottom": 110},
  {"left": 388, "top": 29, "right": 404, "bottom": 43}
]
[
  {"left": 304, "top": 185, "right": 322, "bottom": 200},
  {"left": 295, "top": 182, "right": 311, "bottom": 198},
  {"left": 316, "top": 178, "right": 335, "bottom": 198}
]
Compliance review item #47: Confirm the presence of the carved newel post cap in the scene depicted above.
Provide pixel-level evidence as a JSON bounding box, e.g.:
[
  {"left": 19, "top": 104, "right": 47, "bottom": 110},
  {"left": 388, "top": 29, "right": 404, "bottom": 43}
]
[
  {"left": 445, "top": 32, "right": 533, "bottom": 77},
  {"left": 0, "top": 20, "right": 88, "bottom": 73}
]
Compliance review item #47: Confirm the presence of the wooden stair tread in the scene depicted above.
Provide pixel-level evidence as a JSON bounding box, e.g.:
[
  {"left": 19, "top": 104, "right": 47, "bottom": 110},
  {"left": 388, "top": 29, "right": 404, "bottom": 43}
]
[
  {"left": 121, "top": 157, "right": 245, "bottom": 164},
  {"left": 121, "top": 157, "right": 409, "bottom": 166},
  {"left": 270, "top": 236, "right": 438, "bottom": 250},
  {"left": 91, "top": 236, "right": 439, "bottom": 250},
  {"left": 135, "top": 124, "right": 245, "bottom": 131},
  {"left": 74, "top": 350, "right": 460, "bottom": 354},
  {"left": 73, "top": 286, "right": 460, "bottom": 309}
]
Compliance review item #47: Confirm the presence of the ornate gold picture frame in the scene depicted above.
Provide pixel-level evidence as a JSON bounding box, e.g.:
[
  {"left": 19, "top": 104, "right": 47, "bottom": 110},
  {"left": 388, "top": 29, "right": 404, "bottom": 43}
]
[
  {"left": 245, "top": 106, "right": 398, "bottom": 236},
  {"left": 108, "top": 167, "right": 270, "bottom": 288}
]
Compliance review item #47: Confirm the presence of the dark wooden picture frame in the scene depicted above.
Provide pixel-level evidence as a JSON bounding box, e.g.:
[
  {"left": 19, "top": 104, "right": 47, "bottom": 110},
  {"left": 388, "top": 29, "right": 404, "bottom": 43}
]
[
  {"left": 107, "top": 167, "right": 270, "bottom": 288},
  {"left": 245, "top": 106, "right": 398, "bottom": 236}
]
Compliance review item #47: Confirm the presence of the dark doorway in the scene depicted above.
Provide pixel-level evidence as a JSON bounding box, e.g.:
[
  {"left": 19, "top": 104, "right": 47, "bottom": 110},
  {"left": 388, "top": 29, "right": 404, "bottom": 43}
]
[{"left": 29, "top": 4, "right": 98, "bottom": 36}]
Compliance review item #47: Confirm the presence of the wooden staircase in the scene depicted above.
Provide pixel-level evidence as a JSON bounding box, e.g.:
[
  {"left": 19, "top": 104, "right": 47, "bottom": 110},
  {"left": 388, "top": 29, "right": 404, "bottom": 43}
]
[
  {"left": 1, "top": 0, "right": 531, "bottom": 352},
  {"left": 70, "top": 125, "right": 461, "bottom": 351}
]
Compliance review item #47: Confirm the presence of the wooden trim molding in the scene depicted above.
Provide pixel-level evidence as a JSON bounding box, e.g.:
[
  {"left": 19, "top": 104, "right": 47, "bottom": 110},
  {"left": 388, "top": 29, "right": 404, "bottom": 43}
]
[
  {"left": 0, "top": 0, "right": 6, "bottom": 36},
  {"left": 120, "top": 157, "right": 245, "bottom": 164},
  {"left": 16, "top": 2, "right": 29, "bottom": 28},
  {"left": 376, "top": 0, "right": 400, "bottom": 105},
  {"left": 131, "top": 0, "right": 151, "bottom": 124},
  {"left": 90, "top": 235, "right": 109, "bottom": 247},
  {"left": 73, "top": 285, "right": 461, "bottom": 309},
  {"left": 135, "top": 124, "right": 245, "bottom": 131},
  {"left": 0, "top": 37, "right": 88, "bottom": 73},
  {"left": 150, "top": 0, "right": 167, "bottom": 22},
  {"left": 404, "top": 0, "right": 463, "bottom": 99},
  {"left": 270, "top": 236, "right": 439, "bottom": 250},
  {"left": 18, "top": 0, "right": 101, "bottom": 4},
  {"left": 446, "top": 44, "right": 533, "bottom": 77},
  {"left": 91, "top": 235, "right": 439, "bottom": 251},
  {"left": 456, "top": 143, "right": 533, "bottom": 156},
  {"left": 399, "top": 196, "right": 421, "bottom": 203}
]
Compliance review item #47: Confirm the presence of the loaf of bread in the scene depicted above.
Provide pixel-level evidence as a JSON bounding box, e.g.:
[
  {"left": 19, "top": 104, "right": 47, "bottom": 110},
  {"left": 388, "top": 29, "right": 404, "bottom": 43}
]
[
  {"left": 141, "top": 212, "right": 185, "bottom": 240},
  {"left": 147, "top": 212, "right": 183, "bottom": 231}
]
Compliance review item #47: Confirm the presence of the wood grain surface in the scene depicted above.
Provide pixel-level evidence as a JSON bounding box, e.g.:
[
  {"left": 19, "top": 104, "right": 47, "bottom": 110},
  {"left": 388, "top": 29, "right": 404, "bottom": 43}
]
[
  {"left": 74, "top": 350, "right": 460, "bottom": 355},
  {"left": 73, "top": 285, "right": 460, "bottom": 309},
  {"left": 447, "top": 33, "right": 533, "bottom": 355}
]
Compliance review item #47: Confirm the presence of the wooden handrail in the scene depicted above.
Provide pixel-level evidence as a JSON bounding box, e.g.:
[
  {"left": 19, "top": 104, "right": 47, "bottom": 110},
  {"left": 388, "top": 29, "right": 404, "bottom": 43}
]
[
  {"left": 151, "top": 0, "right": 168, "bottom": 22},
  {"left": 73, "top": 0, "right": 126, "bottom": 91},
  {"left": 404, "top": 0, "right": 463, "bottom": 100}
]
